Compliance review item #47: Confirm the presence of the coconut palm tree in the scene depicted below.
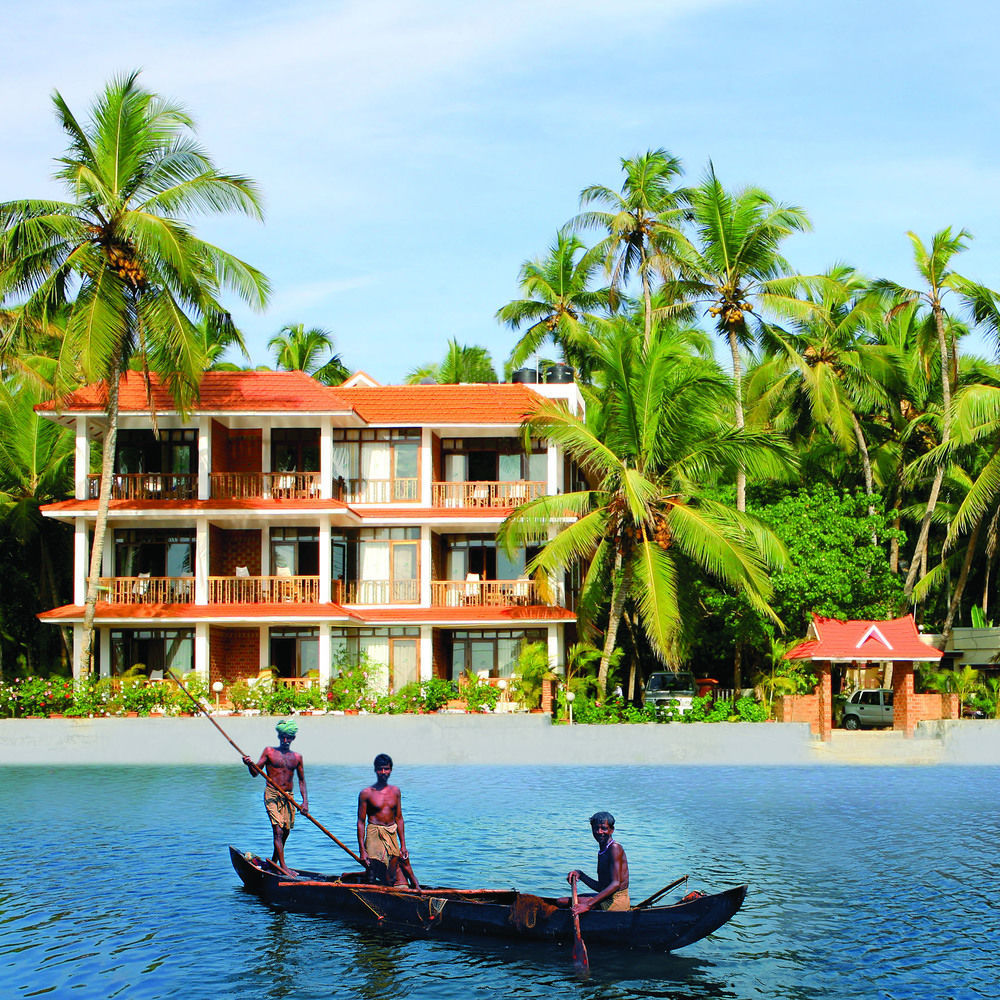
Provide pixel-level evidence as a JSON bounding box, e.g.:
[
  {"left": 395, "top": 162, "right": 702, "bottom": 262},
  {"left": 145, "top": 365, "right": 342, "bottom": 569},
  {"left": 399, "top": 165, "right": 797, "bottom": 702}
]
[
  {"left": 570, "top": 149, "right": 689, "bottom": 346},
  {"left": 760, "top": 266, "right": 898, "bottom": 503},
  {"left": 498, "top": 320, "right": 792, "bottom": 692},
  {"left": 875, "top": 229, "right": 1000, "bottom": 597},
  {"left": 267, "top": 323, "right": 348, "bottom": 385},
  {"left": 664, "top": 166, "right": 812, "bottom": 510},
  {"left": 497, "top": 233, "right": 610, "bottom": 378},
  {"left": 0, "top": 71, "right": 269, "bottom": 674},
  {"left": 405, "top": 340, "right": 497, "bottom": 384}
]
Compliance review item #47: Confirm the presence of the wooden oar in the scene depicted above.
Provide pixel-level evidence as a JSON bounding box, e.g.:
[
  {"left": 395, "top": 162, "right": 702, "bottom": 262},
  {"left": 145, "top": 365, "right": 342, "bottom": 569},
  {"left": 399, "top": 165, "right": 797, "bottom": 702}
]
[
  {"left": 633, "top": 874, "right": 689, "bottom": 910},
  {"left": 570, "top": 878, "right": 589, "bottom": 974},
  {"left": 166, "top": 669, "right": 364, "bottom": 867}
]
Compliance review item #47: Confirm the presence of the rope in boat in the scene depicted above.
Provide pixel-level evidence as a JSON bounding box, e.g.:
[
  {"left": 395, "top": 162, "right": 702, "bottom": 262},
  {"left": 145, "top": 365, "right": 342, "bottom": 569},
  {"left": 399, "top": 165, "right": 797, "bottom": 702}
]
[{"left": 348, "top": 888, "right": 385, "bottom": 923}]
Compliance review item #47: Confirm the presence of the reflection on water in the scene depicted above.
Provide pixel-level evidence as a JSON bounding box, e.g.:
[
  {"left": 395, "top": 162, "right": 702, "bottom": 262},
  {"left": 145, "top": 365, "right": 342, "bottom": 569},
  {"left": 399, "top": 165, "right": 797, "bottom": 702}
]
[{"left": 1, "top": 764, "right": 999, "bottom": 999}]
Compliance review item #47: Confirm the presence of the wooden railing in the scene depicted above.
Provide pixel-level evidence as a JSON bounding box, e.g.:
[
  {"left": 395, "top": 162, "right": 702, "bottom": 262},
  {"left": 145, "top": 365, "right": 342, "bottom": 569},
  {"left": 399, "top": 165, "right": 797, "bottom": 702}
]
[
  {"left": 344, "top": 478, "right": 420, "bottom": 504},
  {"left": 209, "top": 472, "right": 323, "bottom": 500},
  {"left": 87, "top": 474, "right": 198, "bottom": 501},
  {"left": 431, "top": 579, "right": 537, "bottom": 607},
  {"left": 95, "top": 576, "right": 194, "bottom": 604},
  {"left": 343, "top": 579, "right": 420, "bottom": 604},
  {"left": 431, "top": 481, "right": 546, "bottom": 508},
  {"left": 207, "top": 575, "right": 324, "bottom": 604}
]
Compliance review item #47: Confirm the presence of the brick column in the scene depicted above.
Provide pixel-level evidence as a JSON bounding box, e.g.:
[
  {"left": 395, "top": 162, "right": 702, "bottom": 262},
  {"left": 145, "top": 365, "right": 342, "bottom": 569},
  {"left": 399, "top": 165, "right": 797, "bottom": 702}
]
[
  {"left": 816, "top": 661, "right": 833, "bottom": 741},
  {"left": 541, "top": 677, "right": 557, "bottom": 716},
  {"left": 892, "top": 660, "right": 916, "bottom": 737}
]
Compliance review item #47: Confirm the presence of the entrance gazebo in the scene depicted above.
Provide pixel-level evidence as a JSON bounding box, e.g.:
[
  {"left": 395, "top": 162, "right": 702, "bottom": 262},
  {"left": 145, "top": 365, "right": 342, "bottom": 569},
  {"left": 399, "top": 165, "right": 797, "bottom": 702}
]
[{"left": 784, "top": 615, "right": 943, "bottom": 740}]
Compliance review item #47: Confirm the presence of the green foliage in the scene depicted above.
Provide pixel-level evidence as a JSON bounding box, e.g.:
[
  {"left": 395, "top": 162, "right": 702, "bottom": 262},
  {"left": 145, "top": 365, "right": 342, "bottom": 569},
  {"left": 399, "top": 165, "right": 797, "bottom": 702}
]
[
  {"left": 734, "top": 696, "right": 768, "bottom": 722},
  {"left": 462, "top": 677, "right": 502, "bottom": 713},
  {"left": 509, "top": 643, "right": 552, "bottom": 710}
]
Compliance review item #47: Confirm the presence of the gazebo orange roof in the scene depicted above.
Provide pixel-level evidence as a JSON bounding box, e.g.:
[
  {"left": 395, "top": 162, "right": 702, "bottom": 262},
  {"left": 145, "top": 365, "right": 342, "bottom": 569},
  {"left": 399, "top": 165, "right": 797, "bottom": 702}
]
[{"left": 785, "top": 614, "right": 942, "bottom": 663}]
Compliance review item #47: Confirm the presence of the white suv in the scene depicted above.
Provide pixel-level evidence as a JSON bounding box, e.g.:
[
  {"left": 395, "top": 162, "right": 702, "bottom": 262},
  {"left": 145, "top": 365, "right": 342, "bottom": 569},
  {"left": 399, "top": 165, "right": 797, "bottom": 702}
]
[{"left": 841, "top": 688, "right": 894, "bottom": 730}]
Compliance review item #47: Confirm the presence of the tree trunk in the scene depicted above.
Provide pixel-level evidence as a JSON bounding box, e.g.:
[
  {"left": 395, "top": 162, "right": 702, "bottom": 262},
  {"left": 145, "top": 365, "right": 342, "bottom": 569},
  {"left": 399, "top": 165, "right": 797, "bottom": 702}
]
[
  {"left": 79, "top": 363, "right": 122, "bottom": 676},
  {"left": 39, "top": 531, "right": 72, "bottom": 670},
  {"left": 943, "top": 518, "right": 983, "bottom": 640},
  {"left": 905, "top": 299, "right": 954, "bottom": 599},
  {"left": 597, "top": 548, "right": 631, "bottom": 695},
  {"left": 728, "top": 325, "right": 746, "bottom": 512},
  {"left": 903, "top": 465, "right": 945, "bottom": 598},
  {"left": 641, "top": 251, "right": 653, "bottom": 349}
]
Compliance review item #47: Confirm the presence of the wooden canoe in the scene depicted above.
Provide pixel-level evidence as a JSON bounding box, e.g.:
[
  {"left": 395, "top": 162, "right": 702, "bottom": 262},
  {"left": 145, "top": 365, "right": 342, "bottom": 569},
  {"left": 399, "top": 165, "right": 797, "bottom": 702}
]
[{"left": 229, "top": 846, "right": 747, "bottom": 952}]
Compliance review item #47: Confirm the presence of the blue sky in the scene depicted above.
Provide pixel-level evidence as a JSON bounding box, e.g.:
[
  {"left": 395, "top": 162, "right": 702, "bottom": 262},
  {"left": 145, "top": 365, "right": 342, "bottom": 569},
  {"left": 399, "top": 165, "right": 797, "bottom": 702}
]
[{"left": 4, "top": 0, "right": 999, "bottom": 381}]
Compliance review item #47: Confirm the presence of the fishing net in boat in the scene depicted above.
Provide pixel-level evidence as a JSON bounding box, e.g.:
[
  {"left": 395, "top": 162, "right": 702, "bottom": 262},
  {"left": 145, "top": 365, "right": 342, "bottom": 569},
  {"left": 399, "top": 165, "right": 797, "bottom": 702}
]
[{"left": 508, "top": 893, "right": 558, "bottom": 930}]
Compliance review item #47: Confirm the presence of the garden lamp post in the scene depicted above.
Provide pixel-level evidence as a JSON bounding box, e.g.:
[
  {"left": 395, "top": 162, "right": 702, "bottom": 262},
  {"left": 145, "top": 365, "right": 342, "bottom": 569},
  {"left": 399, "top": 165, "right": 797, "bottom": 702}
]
[
  {"left": 212, "top": 680, "right": 224, "bottom": 712},
  {"left": 566, "top": 690, "right": 575, "bottom": 725}
]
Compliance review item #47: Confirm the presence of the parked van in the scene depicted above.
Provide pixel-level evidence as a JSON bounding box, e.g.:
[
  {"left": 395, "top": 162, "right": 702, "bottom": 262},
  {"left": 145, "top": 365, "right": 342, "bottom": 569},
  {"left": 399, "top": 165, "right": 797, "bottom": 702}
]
[
  {"left": 841, "top": 688, "right": 894, "bottom": 729},
  {"left": 643, "top": 671, "right": 698, "bottom": 713}
]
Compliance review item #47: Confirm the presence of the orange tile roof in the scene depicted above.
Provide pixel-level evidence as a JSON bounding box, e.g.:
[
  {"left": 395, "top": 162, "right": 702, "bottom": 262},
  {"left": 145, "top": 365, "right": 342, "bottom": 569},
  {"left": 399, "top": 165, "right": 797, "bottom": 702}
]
[
  {"left": 332, "top": 384, "right": 543, "bottom": 425},
  {"left": 352, "top": 606, "right": 575, "bottom": 624},
  {"left": 35, "top": 371, "right": 545, "bottom": 424},
  {"left": 36, "top": 370, "right": 351, "bottom": 414},
  {"left": 786, "top": 615, "right": 942, "bottom": 662}
]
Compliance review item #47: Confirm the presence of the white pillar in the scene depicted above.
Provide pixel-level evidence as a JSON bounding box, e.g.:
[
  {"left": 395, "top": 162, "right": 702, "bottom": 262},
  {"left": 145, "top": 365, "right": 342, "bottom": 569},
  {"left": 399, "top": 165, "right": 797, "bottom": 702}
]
[
  {"left": 319, "top": 515, "right": 331, "bottom": 602},
  {"left": 73, "top": 625, "right": 85, "bottom": 681},
  {"left": 261, "top": 529, "right": 270, "bottom": 577},
  {"left": 421, "top": 427, "right": 433, "bottom": 505},
  {"left": 547, "top": 623, "right": 564, "bottom": 672},
  {"left": 320, "top": 416, "right": 333, "bottom": 499},
  {"left": 420, "top": 626, "right": 434, "bottom": 681},
  {"left": 259, "top": 625, "right": 270, "bottom": 671},
  {"left": 546, "top": 441, "right": 563, "bottom": 495},
  {"left": 318, "top": 623, "right": 331, "bottom": 687},
  {"left": 99, "top": 629, "right": 111, "bottom": 678},
  {"left": 75, "top": 417, "right": 89, "bottom": 499},
  {"left": 420, "top": 525, "right": 432, "bottom": 606},
  {"left": 195, "top": 519, "right": 209, "bottom": 603},
  {"left": 195, "top": 623, "right": 210, "bottom": 681},
  {"left": 74, "top": 519, "right": 88, "bottom": 605},
  {"left": 198, "top": 416, "right": 211, "bottom": 500},
  {"left": 261, "top": 420, "right": 272, "bottom": 498},
  {"left": 102, "top": 529, "right": 113, "bottom": 576}
]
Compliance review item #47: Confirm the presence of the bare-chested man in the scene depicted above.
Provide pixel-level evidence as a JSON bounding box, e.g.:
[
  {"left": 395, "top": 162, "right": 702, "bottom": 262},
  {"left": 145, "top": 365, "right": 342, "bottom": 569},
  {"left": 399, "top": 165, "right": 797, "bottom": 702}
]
[
  {"left": 357, "top": 753, "right": 420, "bottom": 889},
  {"left": 242, "top": 719, "right": 308, "bottom": 876},
  {"left": 559, "top": 811, "right": 630, "bottom": 914}
]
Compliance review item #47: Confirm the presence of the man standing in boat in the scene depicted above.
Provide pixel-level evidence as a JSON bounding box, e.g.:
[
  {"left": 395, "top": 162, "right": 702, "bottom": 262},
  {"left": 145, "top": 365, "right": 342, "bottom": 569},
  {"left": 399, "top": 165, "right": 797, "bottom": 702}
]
[
  {"left": 242, "top": 719, "right": 308, "bottom": 877},
  {"left": 357, "top": 753, "right": 420, "bottom": 889},
  {"left": 561, "top": 811, "right": 630, "bottom": 913}
]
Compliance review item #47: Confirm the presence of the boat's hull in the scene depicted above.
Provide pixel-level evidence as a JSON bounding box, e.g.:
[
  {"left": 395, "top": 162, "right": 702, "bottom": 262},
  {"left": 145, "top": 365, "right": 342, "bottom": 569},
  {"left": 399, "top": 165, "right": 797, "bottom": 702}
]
[{"left": 229, "top": 846, "right": 746, "bottom": 952}]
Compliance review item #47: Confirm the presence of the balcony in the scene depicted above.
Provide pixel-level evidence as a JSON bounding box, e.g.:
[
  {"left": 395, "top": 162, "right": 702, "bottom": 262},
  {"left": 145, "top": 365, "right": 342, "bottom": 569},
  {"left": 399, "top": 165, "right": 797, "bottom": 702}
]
[
  {"left": 431, "top": 481, "right": 545, "bottom": 509},
  {"left": 431, "top": 579, "right": 537, "bottom": 607},
  {"left": 208, "top": 575, "right": 325, "bottom": 603},
  {"left": 95, "top": 576, "right": 194, "bottom": 603},
  {"left": 210, "top": 472, "right": 323, "bottom": 500},
  {"left": 344, "top": 478, "right": 419, "bottom": 504},
  {"left": 87, "top": 474, "right": 198, "bottom": 501},
  {"left": 93, "top": 576, "right": 337, "bottom": 605},
  {"left": 343, "top": 580, "right": 420, "bottom": 604}
]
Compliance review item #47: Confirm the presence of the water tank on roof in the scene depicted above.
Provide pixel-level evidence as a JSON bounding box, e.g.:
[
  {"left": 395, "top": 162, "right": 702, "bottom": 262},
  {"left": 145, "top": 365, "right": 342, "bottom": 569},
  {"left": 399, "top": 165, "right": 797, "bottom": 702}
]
[
  {"left": 544, "top": 363, "right": 575, "bottom": 384},
  {"left": 511, "top": 367, "right": 539, "bottom": 384}
]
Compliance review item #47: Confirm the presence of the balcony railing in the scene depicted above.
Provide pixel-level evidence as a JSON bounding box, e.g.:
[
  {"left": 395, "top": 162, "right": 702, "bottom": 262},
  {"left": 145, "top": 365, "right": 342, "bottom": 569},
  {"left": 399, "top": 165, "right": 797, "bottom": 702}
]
[
  {"left": 343, "top": 580, "right": 420, "bottom": 604},
  {"left": 94, "top": 576, "right": 194, "bottom": 603},
  {"left": 344, "top": 478, "right": 419, "bottom": 504},
  {"left": 431, "top": 481, "right": 546, "bottom": 509},
  {"left": 431, "top": 579, "right": 537, "bottom": 607},
  {"left": 87, "top": 474, "right": 198, "bottom": 501},
  {"left": 209, "top": 472, "right": 323, "bottom": 500},
  {"left": 208, "top": 575, "right": 324, "bottom": 603}
]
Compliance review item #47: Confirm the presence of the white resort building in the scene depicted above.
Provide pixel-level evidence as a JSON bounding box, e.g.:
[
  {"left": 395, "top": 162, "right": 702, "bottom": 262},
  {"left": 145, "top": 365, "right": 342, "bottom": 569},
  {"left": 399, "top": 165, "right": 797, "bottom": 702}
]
[{"left": 36, "top": 370, "right": 581, "bottom": 692}]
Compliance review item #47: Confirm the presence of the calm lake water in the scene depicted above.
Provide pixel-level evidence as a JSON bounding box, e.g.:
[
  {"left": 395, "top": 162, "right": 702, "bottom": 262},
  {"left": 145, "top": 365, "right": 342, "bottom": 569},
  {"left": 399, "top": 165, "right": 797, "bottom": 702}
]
[{"left": 1, "top": 763, "right": 998, "bottom": 999}]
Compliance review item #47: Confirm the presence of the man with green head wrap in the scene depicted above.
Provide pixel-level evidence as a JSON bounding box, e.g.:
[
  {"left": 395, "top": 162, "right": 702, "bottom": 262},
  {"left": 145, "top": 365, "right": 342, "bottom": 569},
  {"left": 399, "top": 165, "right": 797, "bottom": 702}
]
[{"left": 243, "top": 719, "right": 308, "bottom": 876}]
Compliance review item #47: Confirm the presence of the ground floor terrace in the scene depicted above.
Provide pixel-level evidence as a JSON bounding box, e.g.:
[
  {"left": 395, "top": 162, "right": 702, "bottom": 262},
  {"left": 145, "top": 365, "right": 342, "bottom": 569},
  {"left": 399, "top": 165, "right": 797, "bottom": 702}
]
[{"left": 60, "top": 615, "right": 571, "bottom": 692}]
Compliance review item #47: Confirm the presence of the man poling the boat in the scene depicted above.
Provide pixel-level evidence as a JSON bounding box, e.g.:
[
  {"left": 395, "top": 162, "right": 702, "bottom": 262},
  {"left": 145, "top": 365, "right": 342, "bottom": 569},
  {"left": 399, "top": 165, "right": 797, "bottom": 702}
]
[
  {"left": 559, "top": 811, "right": 630, "bottom": 914},
  {"left": 243, "top": 719, "right": 308, "bottom": 877},
  {"left": 357, "top": 753, "right": 420, "bottom": 890}
]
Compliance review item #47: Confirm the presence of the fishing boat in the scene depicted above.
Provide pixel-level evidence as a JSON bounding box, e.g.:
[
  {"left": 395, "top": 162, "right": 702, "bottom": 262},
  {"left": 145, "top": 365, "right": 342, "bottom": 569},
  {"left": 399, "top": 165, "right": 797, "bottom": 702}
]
[{"left": 229, "top": 846, "right": 747, "bottom": 952}]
